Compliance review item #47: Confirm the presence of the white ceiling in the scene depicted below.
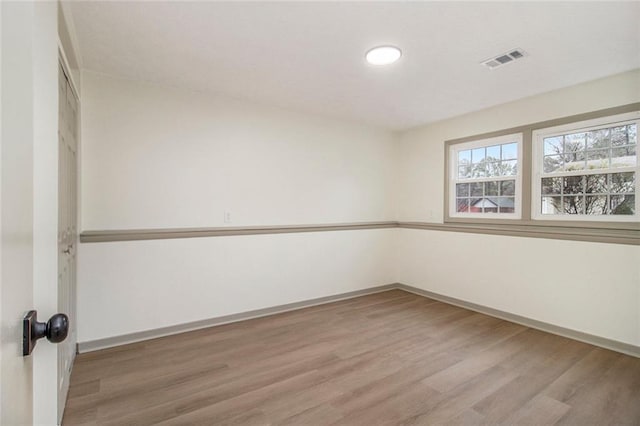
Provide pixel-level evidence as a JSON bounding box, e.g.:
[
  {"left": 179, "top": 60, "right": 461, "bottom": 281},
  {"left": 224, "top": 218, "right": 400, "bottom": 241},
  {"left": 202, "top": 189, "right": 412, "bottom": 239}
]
[{"left": 68, "top": 1, "right": 640, "bottom": 131}]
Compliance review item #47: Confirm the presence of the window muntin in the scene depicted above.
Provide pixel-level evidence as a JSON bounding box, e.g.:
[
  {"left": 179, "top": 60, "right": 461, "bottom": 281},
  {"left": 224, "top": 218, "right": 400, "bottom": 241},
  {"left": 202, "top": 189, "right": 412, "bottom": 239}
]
[
  {"left": 532, "top": 112, "right": 639, "bottom": 222},
  {"left": 450, "top": 133, "right": 523, "bottom": 219}
]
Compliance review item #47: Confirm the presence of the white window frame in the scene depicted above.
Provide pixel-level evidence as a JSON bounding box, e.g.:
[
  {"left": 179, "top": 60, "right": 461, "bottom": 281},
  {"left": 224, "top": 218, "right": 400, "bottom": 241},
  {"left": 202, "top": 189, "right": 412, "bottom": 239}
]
[
  {"left": 449, "top": 133, "right": 523, "bottom": 220},
  {"left": 532, "top": 111, "right": 640, "bottom": 222}
]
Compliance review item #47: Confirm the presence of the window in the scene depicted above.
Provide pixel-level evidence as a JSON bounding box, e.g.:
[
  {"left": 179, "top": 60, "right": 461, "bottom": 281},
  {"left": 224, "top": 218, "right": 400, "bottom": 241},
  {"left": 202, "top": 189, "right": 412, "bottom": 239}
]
[
  {"left": 532, "top": 112, "right": 638, "bottom": 222},
  {"left": 444, "top": 105, "right": 639, "bottom": 243},
  {"left": 449, "top": 133, "right": 523, "bottom": 219}
]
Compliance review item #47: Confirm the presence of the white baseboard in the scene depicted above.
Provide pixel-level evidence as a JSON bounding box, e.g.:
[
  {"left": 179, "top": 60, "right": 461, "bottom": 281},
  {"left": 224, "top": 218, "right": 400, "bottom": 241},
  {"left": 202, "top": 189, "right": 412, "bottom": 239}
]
[
  {"left": 78, "top": 282, "right": 640, "bottom": 358},
  {"left": 77, "top": 284, "right": 398, "bottom": 353},
  {"left": 396, "top": 283, "right": 640, "bottom": 359}
]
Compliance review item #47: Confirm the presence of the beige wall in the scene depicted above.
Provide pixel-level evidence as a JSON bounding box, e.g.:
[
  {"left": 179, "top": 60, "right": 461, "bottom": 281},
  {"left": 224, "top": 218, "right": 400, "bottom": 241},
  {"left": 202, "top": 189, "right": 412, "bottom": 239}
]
[
  {"left": 78, "top": 68, "right": 640, "bottom": 348},
  {"left": 79, "top": 229, "right": 396, "bottom": 342},
  {"left": 80, "top": 71, "right": 398, "bottom": 230},
  {"left": 395, "top": 69, "right": 640, "bottom": 346},
  {"left": 397, "top": 70, "right": 640, "bottom": 223},
  {"left": 78, "top": 72, "right": 398, "bottom": 342},
  {"left": 395, "top": 229, "right": 639, "bottom": 345}
]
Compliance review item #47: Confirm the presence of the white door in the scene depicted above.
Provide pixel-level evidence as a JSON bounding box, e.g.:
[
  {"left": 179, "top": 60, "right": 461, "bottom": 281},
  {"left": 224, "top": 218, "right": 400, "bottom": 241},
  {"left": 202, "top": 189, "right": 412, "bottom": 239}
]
[
  {"left": 1, "top": 2, "right": 37, "bottom": 424},
  {"left": 57, "top": 61, "right": 78, "bottom": 419},
  {"left": 1, "top": 2, "right": 66, "bottom": 424}
]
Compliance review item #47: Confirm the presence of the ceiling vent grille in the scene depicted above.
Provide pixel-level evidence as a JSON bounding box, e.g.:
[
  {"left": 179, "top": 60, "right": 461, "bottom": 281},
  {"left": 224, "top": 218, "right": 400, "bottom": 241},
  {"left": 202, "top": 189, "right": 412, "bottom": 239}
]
[{"left": 482, "top": 48, "right": 527, "bottom": 69}]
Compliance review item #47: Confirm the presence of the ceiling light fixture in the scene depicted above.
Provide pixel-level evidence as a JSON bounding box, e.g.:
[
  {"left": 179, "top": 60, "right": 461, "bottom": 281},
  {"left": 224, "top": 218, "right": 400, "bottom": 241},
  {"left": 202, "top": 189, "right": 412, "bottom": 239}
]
[{"left": 365, "top": 46, "right": 402, "bottom": 65}]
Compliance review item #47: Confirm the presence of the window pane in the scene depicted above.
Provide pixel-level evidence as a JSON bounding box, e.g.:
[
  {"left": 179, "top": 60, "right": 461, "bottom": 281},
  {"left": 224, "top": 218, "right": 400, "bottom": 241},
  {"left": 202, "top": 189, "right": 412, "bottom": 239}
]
[
  {"left": 563, "top": 176, "right": 584, "bottom": 194},
  {"left": 537, "top": 120, "right": 637, "bottom": 219},
  {"left": 486, "top": 145, "right": 500, "bottom": 161},
  {"left": 499, "top": 160, "right": 517, "bottom": 176},
  {"left": 476, "top": 198, "right": 498, "bottom": 213},
  {"left": 500, "top": 180, "right": 515, "bottom": 196},
  {"left": 544, "top": 137, "right": 563, "bottom": 155},
  {"left": 563, "top": 195, "right": 585, "bottom": 214},
  {"left": 541, "top": 196, "right": 562, "bottom": 214},
  {"left": 565, "top": 132, "right": 586, "bottom": 152},
  {"left": 451, "top": 135, "right": 522, "bottom": 218},
  {"left": 458, "top": 165, "right": 471, "bottom": 178},
  {"left": 611, "top": 195, "right": 635, "bottom": 215},
  {"left": 501, "top": 143, "right": 518, "bottom": 160},
  {"left": 585, "top": 196, "right": 608, "bottom": 215},
  {"left": 498, "top": 197, "right": 515, "bottom": 213},
  {"left": 456, "top": 183, "right": 470, "bottom": 197},
  {"left": 611, "top": 146, "right": 636, "bottom": 167},
  {"left": 541, "top": 173, "right": 635, "bottom": 217},
  {"left": 472, "top": 148, "right": 485, "bottom": 164},
  {"left": 471, "top": 163, "right": 486, "bottom": 178},
  {"left": 458, "top": 149, "right": 471, "bottom": 164},
  {"left": 611, "top": 126, "right": 628, "bottom": 147},
  {"left": 470, "top": 182, "right": 483, "bottom": 197},
  {"left": 544, "top": 155, "right": 563, "bottom": 173},
  {"left": 485, "top": 181, "right": 499, "bottom": 196},
  {"left": 585, "top": 174, "right": 607, "bottom": 194},
  {"left": 629, "top": 124, "right": 637, "bottom": 145},
  {"left": 456, "top": 198, "right": 469, "bottom": 213},
  {"left": 541, "top": 177, "right": 562, "bottom": 195},
  {"left": 564, "top": 150, "right": 585, "bottom": 171},
  {"left": 586, "top": 128, "right": 610, "bottom": 150},
  {"left": 586, "top": 149, "right": 609, "bottom": 169},
  {"left": 610, "top": 172, "right": 635, "bottom": 193},
  {"left": 485, "top": 162, "right": 502, "bottom": 177}
]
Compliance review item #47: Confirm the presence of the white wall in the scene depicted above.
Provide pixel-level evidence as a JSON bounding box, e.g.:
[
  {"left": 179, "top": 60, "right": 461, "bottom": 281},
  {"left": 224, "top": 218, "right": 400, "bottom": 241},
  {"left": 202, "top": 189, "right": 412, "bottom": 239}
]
[
  {"left": 80, "top": 71, "right": 398, "bottom": 230},
  {"left": 79, "top": 229, "right": 396, "bottom": 342},
  {"left": 395, "top": 70, "right": 640, "bottom": 346},
  {"left": 397, "top": 70, "right": 640, "bottom": 223},
  {"left": 396, "top": 229, "right": 639, "bottom": 345},
  {"left": 78, "top": 69, "right": 640, "bottom": 349},
  {"left": 78, "top": 72, "right": 398, "bottom": 342}
]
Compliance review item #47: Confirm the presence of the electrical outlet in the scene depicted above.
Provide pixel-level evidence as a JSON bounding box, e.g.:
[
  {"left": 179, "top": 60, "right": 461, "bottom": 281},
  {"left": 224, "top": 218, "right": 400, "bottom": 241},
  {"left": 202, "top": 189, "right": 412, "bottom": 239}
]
[{"left": 224, "top": 211, "right": 232, "bottom": 224}]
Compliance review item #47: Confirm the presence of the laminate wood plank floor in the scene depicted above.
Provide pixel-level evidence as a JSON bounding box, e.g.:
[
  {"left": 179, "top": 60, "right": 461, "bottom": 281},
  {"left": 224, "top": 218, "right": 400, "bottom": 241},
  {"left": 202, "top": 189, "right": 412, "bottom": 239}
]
[{"left": 63, "top": 289, "right": 640, "bottom": 425}]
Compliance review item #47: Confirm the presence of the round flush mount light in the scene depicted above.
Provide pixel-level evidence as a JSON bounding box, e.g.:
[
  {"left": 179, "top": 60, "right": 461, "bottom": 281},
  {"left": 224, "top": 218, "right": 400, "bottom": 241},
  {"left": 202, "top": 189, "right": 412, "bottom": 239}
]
[{"left": 365, "top": 45, "right": 402, "bottom": 65}]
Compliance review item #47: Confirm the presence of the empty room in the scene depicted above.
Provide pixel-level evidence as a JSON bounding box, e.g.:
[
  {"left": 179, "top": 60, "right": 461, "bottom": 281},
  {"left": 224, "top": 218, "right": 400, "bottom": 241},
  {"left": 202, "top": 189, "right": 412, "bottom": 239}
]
[{"left": 1, "top": 1, "right": 639, "bottom": 425}]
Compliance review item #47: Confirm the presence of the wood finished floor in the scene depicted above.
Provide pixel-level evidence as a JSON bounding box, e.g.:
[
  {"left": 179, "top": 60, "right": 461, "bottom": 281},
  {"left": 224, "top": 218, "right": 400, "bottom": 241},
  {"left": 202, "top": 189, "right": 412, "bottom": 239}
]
[{"left": 63, "top": 290, "right": 640, "bottom": 426}]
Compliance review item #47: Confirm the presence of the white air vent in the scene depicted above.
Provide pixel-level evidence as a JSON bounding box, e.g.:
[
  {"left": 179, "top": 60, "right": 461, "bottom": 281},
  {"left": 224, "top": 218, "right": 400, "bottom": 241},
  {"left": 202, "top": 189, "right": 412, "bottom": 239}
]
[{"left": 482, "top": 48, "right": 527, "bottom": 69}]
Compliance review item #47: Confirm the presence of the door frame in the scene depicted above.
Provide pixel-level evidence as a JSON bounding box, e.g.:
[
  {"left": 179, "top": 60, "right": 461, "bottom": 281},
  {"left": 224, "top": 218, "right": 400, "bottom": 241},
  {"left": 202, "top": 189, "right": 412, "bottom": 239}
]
[{"left": 56, "top": 50, "right": 80, "bottom": 424}]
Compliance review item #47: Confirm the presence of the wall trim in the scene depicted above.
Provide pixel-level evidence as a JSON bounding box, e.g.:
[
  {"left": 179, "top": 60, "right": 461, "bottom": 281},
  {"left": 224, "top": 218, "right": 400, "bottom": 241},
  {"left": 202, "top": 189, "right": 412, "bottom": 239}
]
[
  {"left": 77, "top": 284, "right": 398, "bottom": 353},
  {"left": 396, "top": 283, "right": 640, "bottom": 358},
  {"left": 78, "top": 283, "right": 639, "bottom": 358},
  {"left": 79, "top": 220, "right": 638, "bottom": 245},
  {"left": 398, "top": 221, "right": 640, "bottom": 245},
  {"left": 79, "top": 221, "right": 398, "bottom": 243}
]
